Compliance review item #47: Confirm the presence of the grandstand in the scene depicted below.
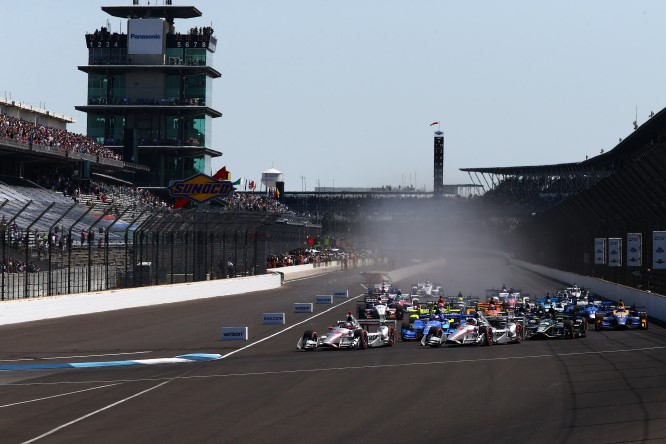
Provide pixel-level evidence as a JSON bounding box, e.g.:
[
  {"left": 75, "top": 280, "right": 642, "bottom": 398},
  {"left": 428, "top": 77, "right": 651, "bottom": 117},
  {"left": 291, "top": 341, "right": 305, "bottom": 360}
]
[
  {"left": 461, "top": 106, "right": 666, "bottom": 294},
  {"left": 0, "top": 100, "right": 322, "bottom": 300}
]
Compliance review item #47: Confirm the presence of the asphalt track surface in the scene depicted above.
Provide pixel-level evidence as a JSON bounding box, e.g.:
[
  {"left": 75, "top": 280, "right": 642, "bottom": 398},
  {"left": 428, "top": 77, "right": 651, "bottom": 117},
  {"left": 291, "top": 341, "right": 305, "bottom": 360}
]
[{"left": 1, "top": 252, "right": 665, "bottom": 444}]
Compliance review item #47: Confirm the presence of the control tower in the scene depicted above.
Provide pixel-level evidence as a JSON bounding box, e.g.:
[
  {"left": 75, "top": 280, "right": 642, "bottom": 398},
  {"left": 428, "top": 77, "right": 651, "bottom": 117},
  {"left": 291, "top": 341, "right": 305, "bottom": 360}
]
[
  {"left": 433, "top": 130, "right": 444, "bottom": 196},
  {"left": 75, "top": 0, "right": 222, "bottom": 187}
]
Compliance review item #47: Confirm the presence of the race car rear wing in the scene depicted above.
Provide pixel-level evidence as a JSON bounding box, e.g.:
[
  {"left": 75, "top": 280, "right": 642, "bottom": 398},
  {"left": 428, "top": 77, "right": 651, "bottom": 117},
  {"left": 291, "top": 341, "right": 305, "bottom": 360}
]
[{"left": 358, "top": 319, "right": 397, "bottom": 330}]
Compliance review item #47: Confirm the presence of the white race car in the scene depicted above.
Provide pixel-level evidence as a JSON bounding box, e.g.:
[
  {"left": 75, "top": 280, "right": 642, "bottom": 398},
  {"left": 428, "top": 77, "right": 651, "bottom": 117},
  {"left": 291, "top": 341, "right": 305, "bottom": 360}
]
[
  {"left": 297, "top": 312, "right": 395, "bottom": 350},
  {"left": 446, "top": 312, "right": 524, "bottom": 346}
]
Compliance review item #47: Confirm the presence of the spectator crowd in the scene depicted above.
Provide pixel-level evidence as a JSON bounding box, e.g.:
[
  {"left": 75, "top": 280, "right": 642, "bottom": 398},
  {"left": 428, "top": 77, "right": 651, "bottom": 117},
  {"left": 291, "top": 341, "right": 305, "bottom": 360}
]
[{"left": 0, "top": 113, "right": 121, "bottom": 161}]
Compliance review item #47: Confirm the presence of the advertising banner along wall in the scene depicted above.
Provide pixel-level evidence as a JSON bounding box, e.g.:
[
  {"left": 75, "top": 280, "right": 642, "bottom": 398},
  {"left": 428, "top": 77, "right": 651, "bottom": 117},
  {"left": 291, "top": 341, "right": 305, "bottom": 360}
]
[
  {"left": 608, "top": 238, "right": 622, "bottom": 267},
  {"left": 594, "top": 238, "right": 606, "bottom": 265},
  {"left": 653, "top": 231, "right": 666, "bottom": 269},
  {"left": 627, "top": 233, "right": 642, "bottom": 267}
]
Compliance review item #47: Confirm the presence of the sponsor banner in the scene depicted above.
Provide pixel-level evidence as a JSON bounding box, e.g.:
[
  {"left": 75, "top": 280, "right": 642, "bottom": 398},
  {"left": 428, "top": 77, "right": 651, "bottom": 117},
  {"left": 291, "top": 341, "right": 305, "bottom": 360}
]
[
  {"left": 627, "top": 233, "right": 642, "bottom": 267},
  {"left": 594, "top": 238, "right": 606, "bottom": 265},
  {"left": 293, "top": 303, "right": 313, "bottom": 313},
  {"left": 608, "top": 238, "right": 622, "bottom": 267},
  {"left": 220, "top": 327, "right": 248, "bottom": 341},
  {"left": 315, "top": 295, "right": 333, "bottom": 304},
  {"left": 653, "top": 231, "right": 666, "bottom": 269},
  {"left": 167, "top": 173, "right": 234, "bottom": 203},
  {"left": 332, "top": 289, "right": 349, "bottom": 298},
  {"left": 128, "top": 19, "right": 163, "bottom": 55},
  {"left": 262, "top": 313, "right": 286, "bottom": 324}
]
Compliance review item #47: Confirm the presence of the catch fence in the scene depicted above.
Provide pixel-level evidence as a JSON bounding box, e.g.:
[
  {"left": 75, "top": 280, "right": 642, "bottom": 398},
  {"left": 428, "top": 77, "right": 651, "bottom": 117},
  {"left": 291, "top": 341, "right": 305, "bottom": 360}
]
[{"left": 0, "top": 202, "right": 319, "bottom": 300}]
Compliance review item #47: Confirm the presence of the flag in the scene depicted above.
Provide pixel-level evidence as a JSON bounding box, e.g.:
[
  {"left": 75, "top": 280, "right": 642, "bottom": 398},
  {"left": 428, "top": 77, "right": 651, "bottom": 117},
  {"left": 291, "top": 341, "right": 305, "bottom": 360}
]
[
  {"left": 232, "top": 178, "right": 241, "bottom": 185},
  {"left": 430, "top": 122, "right": 439, "bottom": 126},
  {"left": 249, "top": 180, "right": 256, "bottom": 190}
]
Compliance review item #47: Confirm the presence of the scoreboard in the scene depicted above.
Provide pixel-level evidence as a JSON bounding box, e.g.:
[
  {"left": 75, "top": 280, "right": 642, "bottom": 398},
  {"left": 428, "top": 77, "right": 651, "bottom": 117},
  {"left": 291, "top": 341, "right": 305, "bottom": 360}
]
[{"left": 85, "top": 33, "right": 216, "bottom": 53}]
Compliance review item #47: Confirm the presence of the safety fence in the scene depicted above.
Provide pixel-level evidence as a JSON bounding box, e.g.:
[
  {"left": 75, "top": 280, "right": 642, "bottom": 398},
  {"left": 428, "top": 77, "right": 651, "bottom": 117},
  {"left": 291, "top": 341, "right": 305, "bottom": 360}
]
[{"left": 0, "top": 203, "right": 320, "bottom": 300}]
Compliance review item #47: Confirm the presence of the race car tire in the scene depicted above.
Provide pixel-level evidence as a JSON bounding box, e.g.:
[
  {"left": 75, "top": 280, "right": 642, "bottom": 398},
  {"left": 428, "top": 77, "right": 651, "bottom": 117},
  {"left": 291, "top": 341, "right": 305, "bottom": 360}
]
[
  {"left": 581, "top": 318, "right": 588, "bottom": 336},
  {"left": 429, "top": 327, "right": 443, "bottom": 348},
  {"left": 302, "top": 330, "right": 317, "bottom": 351},
  {"left": 388, "top": 327, "right": 395, "bottom": 346},
  {"left": 479, "top": 326, "right": 492, "bottom": 346},
  {"left": 564, "top": 320, "right": 575, "bottom": 339},
  {"left": 595, "top": 317, "right": 604, "bottom": 331},
  {"left": 357, "top": 306, "right": 365, "bottom": 320},
  {"left": 359, "top": 330, "right": 368, "bottom": 350},
  {"left": 396, "top": 307, "right": 404, "bottom": 320},
  {"left": 515, "top": 324, "right": 523, "bottom": 343},
  {"left": 401, "top": 321, "right": 411, "bottom": 341}
]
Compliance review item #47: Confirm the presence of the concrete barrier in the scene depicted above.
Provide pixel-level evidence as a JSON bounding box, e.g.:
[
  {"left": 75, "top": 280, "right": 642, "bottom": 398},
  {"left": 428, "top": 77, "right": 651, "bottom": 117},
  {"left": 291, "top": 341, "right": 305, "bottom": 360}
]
[
  {"left": 268, "top": 261, "right": 340, "bottom": 281},
  {"left": 0, "top": 273, "right": 281, "bottom": 326},
  {"left": 511, "top": 258, "right": 666, "bottom": 322}
]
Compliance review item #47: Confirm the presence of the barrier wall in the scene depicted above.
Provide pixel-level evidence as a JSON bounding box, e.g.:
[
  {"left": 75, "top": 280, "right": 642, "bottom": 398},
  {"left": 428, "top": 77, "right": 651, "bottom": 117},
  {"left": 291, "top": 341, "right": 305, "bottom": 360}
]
[
  {"left": 0, "top": 273, "right": 281, "bottom": 326},
  {"left": 511, "top": 258, "right": 666, "bottom": 322},
  {"left": 268, "top": 261, "right": 340, "bottom": 281}
]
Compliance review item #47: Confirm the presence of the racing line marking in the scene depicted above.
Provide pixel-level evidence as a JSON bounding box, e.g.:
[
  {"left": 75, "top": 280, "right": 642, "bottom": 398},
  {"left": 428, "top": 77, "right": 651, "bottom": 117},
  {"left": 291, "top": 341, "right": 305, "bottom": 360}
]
[
  {"left": 0, "top": 351, "right": 154, "bottom": 363},
  {"left": 0, "top": 383, "right": 122, "bottom": 408},
  {"left": 7, "top": 345, "right": 665, "bottom": 386},
  {"left": 217, "top": 293, "right": 365, "bottom": 360},
  {"left": 0, "top": 295, "right": 364, "bottom": 371},
  {"left": 21, "top": 379, "right": 176, "bottom": 444}
]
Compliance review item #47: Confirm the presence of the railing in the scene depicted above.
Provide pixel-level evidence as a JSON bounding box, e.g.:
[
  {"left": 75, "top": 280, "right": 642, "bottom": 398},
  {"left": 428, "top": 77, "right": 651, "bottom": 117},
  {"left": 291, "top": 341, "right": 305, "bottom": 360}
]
[
  {"left": 0, "top": 204, "right": 317, "bottom": 300},
  {"left": 0, "top": 136, "right": 150, "bottom": 172}
]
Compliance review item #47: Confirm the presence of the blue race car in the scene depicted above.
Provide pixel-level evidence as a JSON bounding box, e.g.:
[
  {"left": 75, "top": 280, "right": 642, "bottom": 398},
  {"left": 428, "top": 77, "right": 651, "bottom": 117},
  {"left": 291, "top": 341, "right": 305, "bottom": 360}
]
[
  {"left": 594, "top": 303, "right": 648, "bottom": 331},
  {"left": 420, "top": 313, "right": 464, "bottom": 347}
]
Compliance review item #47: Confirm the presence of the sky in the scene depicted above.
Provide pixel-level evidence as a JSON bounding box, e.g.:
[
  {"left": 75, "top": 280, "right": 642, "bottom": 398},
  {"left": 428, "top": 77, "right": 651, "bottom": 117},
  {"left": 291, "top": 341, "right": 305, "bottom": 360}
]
[{"left": 2, "top": 1, "right": 666, "bottom": 191}]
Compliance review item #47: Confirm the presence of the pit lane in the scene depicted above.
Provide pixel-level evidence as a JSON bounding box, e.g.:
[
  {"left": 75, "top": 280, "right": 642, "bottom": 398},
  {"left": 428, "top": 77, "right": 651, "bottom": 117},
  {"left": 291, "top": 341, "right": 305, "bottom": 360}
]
[{"left": 1, "top": 252, "right": 665, "bottom": 443}]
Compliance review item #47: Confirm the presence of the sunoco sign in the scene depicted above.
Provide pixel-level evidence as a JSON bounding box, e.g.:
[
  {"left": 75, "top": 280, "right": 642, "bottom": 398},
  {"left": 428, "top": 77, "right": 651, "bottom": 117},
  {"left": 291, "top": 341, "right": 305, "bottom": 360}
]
[{"left": 168, "top": 173, "right": 234, "bottom": 203}]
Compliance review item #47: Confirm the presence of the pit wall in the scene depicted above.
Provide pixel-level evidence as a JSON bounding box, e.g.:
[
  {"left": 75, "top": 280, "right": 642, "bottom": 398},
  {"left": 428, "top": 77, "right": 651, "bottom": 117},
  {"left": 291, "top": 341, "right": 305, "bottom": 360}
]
[
  {"left": 511, "top": 258, "right": 666, "bottom": 322},
  {"left": 268, "top": 261, "right": 341, "bottom": 281},
  {"left": 0, "top": 273, "right": 282, "bottom": 326}
]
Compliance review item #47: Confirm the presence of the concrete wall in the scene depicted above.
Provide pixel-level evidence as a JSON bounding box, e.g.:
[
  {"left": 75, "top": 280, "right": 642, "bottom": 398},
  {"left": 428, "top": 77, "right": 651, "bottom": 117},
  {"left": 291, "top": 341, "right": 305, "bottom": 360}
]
[
  {"left": 511, "top": 258, "right": 666, "bottom": 322},
  {"left": 0, "top": 273, "right": 281, "bottom": 326}
]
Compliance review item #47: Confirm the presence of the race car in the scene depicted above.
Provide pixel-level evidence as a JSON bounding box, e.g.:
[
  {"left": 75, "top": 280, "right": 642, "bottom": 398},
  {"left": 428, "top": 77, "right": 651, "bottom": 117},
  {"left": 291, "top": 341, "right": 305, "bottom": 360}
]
[
  {"left": 357, "top": 296, "right": 403, "bottom": 320},
  {"left": 445, "top": 313, "right": 494, "bottom": 346},
  {"left": 594, "top": 303, "right": 648, "bottom": 330},
  {"left": 529, "top": 314, "right": 587, "bottom": 339},
  {"left": 297, "top": 312, "right": 395, "bottom": 350},
  {"left": 485, "top": 315, "right": 526, "bottom": 344},
  {"left": 420, "top": 313, "right": 461, "bottom": 347},
  {"left": 401, "top": 316, "right": 428, "bottom": 341},
  {"left": 358, "top": 318, "right": 397, "bottom": 347}
]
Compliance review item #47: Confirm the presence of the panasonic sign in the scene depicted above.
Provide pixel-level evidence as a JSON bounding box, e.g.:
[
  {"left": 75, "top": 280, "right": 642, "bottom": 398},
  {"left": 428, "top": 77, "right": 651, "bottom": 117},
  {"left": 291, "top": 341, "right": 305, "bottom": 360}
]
[
  {"left": 220, "top": 327, "right": 248, "bottom": 341},
  {"left": 128, "top": 19, "right": 164, "bottom": 55},
  {"left": 262, "top": 313, "right": 286, "bottom": 325}
]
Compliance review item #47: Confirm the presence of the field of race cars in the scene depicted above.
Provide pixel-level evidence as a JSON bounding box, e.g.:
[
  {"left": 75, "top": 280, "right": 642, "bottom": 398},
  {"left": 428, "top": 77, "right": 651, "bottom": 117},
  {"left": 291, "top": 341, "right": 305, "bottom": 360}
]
[
  {"left": 298, "top": 279, "right": 650, "bottom": 352},
  {"left": 1, "top": 253, "right": 665, "bottom": 443}
]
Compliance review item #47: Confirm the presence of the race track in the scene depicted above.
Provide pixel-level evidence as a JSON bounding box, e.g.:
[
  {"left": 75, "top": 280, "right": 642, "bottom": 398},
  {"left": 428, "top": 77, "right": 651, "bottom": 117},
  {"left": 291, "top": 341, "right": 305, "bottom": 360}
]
[{"left": 1, "top": 252, "right": 665, "bottom": 444}]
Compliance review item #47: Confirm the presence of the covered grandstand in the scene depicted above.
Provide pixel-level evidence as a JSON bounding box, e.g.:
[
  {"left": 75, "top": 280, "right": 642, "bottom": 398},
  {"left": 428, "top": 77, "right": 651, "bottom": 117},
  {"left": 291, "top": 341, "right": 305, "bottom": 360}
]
[
  {"left": 0, "top": 105, "right": 321, "bottom": 300},
  {"left": 461, "top": 106, "right": 666, "bottom": 294}
]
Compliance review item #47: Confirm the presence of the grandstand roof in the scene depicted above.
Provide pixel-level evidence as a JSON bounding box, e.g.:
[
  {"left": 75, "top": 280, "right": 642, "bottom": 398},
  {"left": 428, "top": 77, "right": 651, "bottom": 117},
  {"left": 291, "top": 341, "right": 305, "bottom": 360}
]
[{"left": 460, "top": 105, "right": 666, "bottom": 177}]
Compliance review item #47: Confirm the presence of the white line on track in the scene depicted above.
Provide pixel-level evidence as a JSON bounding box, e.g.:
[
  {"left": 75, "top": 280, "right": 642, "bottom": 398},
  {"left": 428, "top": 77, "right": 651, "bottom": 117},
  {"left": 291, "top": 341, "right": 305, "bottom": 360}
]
[
  {"left": 8, "top": 345, "right": 665, "bottom": 387},
  {"left": 21, "top": 379, "right": 175, "bottom": 444},
  {"left": 0, "top": 351, "right": 153, "bottom": 363},
  {"left": 216, "top": 292, "right": 365, "bottom": 360},
  {"left": 0, "top": 383, "right": 122, "bottom": 408},
  {"left": 184, "top": 344, "right": 666, "bottom": 378}
]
